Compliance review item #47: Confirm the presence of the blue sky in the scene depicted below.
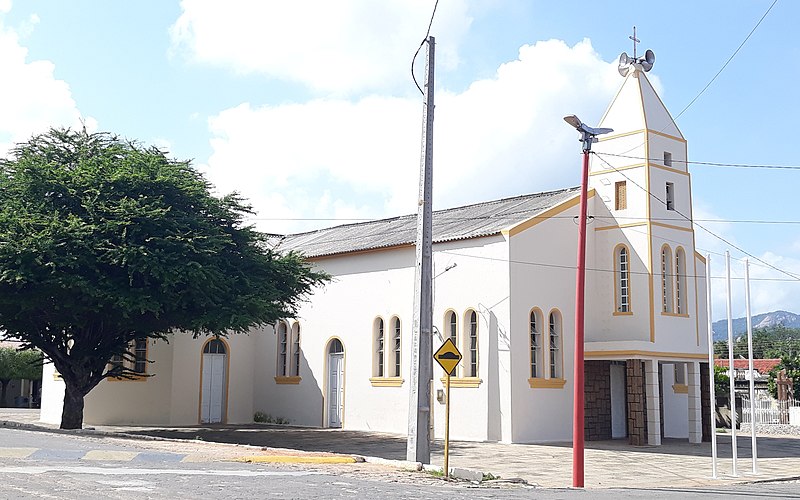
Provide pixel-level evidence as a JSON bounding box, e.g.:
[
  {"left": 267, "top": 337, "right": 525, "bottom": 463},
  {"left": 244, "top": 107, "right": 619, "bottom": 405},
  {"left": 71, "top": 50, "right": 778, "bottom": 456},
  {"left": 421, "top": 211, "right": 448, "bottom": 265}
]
[{"left": 0, "top": 0, "right": 797, "bottom": 319}]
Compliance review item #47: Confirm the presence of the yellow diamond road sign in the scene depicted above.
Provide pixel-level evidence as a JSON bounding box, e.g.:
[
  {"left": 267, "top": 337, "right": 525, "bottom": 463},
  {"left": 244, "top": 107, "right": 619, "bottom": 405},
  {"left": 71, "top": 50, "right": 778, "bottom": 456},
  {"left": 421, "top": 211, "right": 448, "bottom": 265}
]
[{"left": 434, "top": 338, "right": 462, "bottom": 376}]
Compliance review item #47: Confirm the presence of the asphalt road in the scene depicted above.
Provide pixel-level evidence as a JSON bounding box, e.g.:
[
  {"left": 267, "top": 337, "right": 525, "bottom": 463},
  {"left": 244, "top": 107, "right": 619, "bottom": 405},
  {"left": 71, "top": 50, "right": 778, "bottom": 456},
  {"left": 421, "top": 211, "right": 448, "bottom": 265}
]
[{"left": 0, "top": 428, "right": 798, "bottom": 499}]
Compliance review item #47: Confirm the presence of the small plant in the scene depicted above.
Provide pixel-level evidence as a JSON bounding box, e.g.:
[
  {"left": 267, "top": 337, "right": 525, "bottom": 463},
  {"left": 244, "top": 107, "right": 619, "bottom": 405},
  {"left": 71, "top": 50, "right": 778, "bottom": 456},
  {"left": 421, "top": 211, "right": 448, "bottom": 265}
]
[
  {"left": 254, "top": 411, "right": 290, "bottom": 425},
  {"left": 482, "top": 472, "right": 500, "bottom": 481}
]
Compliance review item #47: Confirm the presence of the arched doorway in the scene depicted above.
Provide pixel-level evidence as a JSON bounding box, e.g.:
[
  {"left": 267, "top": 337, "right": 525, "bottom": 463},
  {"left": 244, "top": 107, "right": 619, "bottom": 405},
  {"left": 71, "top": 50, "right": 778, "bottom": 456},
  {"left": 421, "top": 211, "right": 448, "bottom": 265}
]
[
  {"left": 200, "top": 339, "right": 228, "bottom": 424},
  {"left": 326, "top": 338, "right": 345, "bottom": 428}
]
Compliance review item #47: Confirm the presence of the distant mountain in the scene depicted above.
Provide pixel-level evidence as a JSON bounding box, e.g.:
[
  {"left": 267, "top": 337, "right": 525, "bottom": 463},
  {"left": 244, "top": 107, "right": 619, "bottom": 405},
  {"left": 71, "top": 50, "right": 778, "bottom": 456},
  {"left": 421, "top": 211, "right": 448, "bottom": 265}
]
[{"left": 712, "top": 310, "right": 800, "bottom": 341}]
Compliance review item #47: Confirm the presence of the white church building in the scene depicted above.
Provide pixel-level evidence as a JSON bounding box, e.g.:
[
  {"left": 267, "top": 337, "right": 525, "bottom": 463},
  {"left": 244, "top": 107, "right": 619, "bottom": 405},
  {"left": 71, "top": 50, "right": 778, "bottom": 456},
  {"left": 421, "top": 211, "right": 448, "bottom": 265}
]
[{"left": 41, "top": 63, "right": 711, "bottom": 446}]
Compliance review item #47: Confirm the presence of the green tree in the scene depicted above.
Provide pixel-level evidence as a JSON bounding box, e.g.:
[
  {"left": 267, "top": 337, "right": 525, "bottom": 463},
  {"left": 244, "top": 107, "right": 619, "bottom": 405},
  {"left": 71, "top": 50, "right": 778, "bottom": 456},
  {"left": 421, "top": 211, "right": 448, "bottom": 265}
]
[
  {"left": 767, "top": 355, "right": 800, "bottom": 399},
  {"left": 0, "top": 348, "right": 42, "bottom": 406},
  {"left": 713, "top": 364, "right": 730, "bottom": 395},
  {"left": 0, "top": 128, "right": 328, "bottom": 429}
]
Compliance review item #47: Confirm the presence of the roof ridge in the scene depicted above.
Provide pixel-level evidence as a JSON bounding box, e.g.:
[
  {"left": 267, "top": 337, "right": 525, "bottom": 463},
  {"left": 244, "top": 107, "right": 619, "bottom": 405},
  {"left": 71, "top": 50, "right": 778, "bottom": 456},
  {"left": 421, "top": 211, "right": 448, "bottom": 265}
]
[{"left": 283, "top": 186, "right": 580, "bottom": 238}]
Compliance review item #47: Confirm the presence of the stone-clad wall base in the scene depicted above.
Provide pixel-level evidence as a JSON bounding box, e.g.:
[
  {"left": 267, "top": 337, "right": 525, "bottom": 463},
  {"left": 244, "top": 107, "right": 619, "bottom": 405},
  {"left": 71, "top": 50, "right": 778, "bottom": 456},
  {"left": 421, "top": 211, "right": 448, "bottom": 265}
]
[
  {"left": 585, "top": 361, "right": 612, "bottom": 441},
  {"left": 626, "top": 360, "right": 647, "bottom": 446}
]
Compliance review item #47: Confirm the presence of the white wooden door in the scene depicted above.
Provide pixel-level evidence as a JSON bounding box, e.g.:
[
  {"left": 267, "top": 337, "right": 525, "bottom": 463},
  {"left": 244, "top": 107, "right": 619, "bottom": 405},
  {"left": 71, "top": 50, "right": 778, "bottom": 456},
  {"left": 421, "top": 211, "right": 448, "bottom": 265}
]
[
  {"left": 610, "top": 363, "right": 627, "bottom": 438},
  {"left": 328, "top": 353, "right": 344, "bottom": 428},
  {"left": 201, "top": 353, "right": 226, "bottom": 423}
]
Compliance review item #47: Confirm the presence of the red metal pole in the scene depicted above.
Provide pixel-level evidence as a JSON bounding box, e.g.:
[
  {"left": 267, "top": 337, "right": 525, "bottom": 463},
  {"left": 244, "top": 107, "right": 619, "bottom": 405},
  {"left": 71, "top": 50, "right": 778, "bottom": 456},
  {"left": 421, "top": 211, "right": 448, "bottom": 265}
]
[{"left": 572, "top": 149, "right": 590, "bottom": 488}]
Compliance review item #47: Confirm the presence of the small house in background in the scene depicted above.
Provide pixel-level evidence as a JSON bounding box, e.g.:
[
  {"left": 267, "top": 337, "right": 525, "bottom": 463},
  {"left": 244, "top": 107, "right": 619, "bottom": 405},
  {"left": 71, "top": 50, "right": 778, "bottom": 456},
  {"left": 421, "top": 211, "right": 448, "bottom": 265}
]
[
  {"left": 0, "top": 340, "right": 42, "bottom": 408},
  {"left": 714, "top": 358, "right": 781, "bottom": 398}
]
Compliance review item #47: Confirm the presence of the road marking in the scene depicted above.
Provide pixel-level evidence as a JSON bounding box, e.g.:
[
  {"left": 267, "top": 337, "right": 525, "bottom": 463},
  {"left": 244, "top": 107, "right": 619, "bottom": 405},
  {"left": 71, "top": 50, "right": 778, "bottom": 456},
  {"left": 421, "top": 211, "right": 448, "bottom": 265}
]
[
  {"left": 82, "top": 450, "right": 139, "bottom": 461},
  {"left": 0, "top": 466, "right": 320, "bottom": 477},
  {"left": 0, "top": 448, "right": 37, "bottom": 458},
  {"left": 237, "top": 455, "right": 357, "bottom": 464}
]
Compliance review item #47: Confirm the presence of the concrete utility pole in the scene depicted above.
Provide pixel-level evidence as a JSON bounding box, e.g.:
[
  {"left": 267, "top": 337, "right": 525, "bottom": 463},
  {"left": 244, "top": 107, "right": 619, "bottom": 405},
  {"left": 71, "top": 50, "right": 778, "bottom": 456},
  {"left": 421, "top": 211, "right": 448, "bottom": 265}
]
[{"left": 407, "top": 35, "right": 435, "bottom": 464}]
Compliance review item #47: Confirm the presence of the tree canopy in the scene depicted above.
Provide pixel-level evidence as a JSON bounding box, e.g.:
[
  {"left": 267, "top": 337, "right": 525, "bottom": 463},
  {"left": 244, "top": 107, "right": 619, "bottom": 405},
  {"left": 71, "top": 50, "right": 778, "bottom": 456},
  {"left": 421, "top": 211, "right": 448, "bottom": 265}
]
[
  {"left": 713, "top": 325, "right": 800, "bottom": 359},
  {"left": 0, "top": 347, "right": 42, "bottom": 406},
  {"left": 0, "top": 128, "right": 328, "bottom": 428}
]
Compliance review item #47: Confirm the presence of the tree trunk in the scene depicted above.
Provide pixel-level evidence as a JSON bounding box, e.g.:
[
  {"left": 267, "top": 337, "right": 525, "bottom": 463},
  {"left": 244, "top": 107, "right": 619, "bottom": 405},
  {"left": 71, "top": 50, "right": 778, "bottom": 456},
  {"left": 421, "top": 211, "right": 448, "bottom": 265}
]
[
  {"left": 0, "top": 379, "right": 8, "bottom": 407},
  {"left": 60, "top": 383, "right": 86, "bottom": 429}
]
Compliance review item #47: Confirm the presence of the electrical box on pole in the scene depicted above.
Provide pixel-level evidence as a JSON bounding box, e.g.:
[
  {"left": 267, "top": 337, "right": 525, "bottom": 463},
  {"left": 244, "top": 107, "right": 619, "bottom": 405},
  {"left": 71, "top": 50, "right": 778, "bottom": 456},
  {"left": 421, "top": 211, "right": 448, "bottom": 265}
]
[{"left": 407, "top": 35, "right": 435, "bottom": 464}]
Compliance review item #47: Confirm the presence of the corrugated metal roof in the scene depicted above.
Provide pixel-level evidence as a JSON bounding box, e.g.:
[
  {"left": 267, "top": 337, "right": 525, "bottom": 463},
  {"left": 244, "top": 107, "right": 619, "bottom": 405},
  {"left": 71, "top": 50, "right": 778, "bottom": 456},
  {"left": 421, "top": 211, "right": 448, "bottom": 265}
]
[{"left": 274, "top": 187, "right": 580, "bottom": 258}]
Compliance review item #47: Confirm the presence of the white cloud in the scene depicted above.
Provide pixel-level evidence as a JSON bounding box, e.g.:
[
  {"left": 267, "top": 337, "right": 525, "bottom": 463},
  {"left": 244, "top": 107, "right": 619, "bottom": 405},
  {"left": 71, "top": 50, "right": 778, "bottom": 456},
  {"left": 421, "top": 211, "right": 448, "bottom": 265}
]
[
  {"left": 201, "top": 39, "right": 622, "bottom": 234},
  {"left": 169, "top": 0, "right": 472, "bottom": 94},
  {"left": 0, "top": 12, "right": 88, "bottom": 156}
]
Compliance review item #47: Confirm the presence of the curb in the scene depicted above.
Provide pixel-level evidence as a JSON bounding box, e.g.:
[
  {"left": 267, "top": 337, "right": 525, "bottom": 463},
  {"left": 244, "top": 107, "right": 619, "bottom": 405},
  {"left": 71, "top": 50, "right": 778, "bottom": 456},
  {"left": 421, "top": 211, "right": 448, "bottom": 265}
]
[
  {"left": 421, "top": 463, "right": 485, "bottom": 482},
  {"left": 235, "top": 455, "right": 359, "bottom": 464},
  {"left": 360, "top": 456, "right": 423, "bottom": 471}
]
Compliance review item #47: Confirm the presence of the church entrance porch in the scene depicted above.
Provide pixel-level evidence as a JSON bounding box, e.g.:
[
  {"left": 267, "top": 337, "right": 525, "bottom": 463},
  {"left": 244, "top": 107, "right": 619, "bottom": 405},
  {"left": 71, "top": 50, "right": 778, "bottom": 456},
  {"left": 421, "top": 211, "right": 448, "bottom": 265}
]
[{"left": 583, "top": 359, "right": 703, "bottom": 445}]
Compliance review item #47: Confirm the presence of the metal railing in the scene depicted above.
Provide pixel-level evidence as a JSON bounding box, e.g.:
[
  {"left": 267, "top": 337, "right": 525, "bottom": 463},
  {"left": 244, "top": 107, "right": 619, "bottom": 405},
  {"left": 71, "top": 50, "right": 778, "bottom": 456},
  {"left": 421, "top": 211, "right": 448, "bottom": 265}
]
[{"left": 741, "top": 396, "right": 799, "bottom": 425}]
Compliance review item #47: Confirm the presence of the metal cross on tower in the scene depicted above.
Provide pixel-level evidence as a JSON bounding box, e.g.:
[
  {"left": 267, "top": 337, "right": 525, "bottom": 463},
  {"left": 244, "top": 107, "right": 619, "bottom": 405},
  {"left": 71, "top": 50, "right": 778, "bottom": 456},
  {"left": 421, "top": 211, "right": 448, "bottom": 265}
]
[{"left": 629, "top": 26, "right": 640, "bottom": 58}]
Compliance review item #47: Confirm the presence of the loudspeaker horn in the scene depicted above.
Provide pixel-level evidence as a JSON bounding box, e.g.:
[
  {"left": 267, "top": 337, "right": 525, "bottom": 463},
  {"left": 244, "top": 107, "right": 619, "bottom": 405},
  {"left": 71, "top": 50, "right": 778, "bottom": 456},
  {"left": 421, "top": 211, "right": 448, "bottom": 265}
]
[
  {"left": 639, "top": 49, "right": 655, "bottom": 72},
  {"left": 618, "top": 52, "right": 631, "bottom": 77}
]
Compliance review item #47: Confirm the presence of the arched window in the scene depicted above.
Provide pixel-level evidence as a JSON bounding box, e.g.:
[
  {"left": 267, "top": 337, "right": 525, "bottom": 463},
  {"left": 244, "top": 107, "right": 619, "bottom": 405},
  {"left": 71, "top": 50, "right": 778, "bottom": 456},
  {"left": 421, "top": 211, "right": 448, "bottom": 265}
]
[
  {"left": 374, "top": 317, "right": 384, "bottom": 377},
  {"left": 329, "top": 338, "right": 344, "bottom": 354},
  {"left": 204, "top": 339, "right": 226, "bottom": 354},
  {"left": 615, "top": 245, "right": 631, "bottom": 313},
  {"left": 466, "top": 310, "right": 478, "bottom": 378},
  {"left": 661, "top": 245, "right": 674, "bottom": 313},
  {"left": 277, "top": 322, "right": 288, "bottom": 376},
  {"left": 548, "top": 311, "right": 562, "bottom": 379},
  {"left": 291, "top": 323, "right": 301, "bottom": 377},
  {"left": 530, "top": 309, "right": 543, "bottom": 378},
  {"left": 447, "top": 311, "right": 458, "bottom": 345},
  {"left": 675, "top": 248, "right": 687, "bottom": 315},
  {"left": 392, "top": 317, "right": 401, "bottom": 377}
]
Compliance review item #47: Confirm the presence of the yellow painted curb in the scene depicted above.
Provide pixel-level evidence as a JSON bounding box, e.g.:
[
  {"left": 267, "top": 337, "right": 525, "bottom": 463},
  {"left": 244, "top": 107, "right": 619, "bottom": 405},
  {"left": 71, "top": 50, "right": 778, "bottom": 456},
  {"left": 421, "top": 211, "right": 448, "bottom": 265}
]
[{"left": 236, "top": 455, "right": 357, "bottom": 464}]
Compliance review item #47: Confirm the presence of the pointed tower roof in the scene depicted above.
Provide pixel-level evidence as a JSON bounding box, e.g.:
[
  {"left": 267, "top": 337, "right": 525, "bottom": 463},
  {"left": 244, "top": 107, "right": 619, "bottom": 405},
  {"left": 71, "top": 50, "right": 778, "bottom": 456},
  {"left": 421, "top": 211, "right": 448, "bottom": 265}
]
[{"left": 598, "top": 70, "right": 683, "bottom": 139}]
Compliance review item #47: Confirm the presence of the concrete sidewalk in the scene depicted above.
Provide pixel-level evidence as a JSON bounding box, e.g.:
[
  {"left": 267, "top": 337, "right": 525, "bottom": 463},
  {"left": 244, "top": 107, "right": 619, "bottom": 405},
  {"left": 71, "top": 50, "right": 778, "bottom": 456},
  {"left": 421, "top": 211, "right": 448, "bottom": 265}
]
[{"left": 2, "top": 409, "right": 799, "bottom": 488}]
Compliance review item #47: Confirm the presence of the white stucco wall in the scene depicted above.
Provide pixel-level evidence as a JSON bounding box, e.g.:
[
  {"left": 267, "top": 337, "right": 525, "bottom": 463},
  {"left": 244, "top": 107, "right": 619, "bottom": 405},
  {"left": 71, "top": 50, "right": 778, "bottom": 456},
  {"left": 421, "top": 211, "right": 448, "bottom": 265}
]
[
  {"left": 508, "top": 196, "right": 587, "bottom": 443},
  {"left": 83, "top": 338, "right": 174, "bottom": 425},
  {"left": 40, "top": 363, "right": 64, "bottom": 425}
]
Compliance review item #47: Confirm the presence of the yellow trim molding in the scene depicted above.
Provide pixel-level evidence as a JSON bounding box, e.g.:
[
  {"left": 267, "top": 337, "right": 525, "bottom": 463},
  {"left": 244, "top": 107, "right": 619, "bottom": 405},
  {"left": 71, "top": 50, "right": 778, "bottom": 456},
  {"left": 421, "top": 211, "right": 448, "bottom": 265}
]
[
  {"left": 584, "top": 350, "right": 708, "bottom": 360},
  {"left": 275, "top": 376, "right": 302, "bottom": 385},
  {"left": 504, "top": 190, "right": 595, "bottom": 236},
  {"left": 652, "top": 221, "right": 692, "bottom": 232},
  {"left": 589, "top": 163, "right": 646, "bottom": 175},
  {"left": 661, "top": 312, "right": 690, "bottom": 318},
  {"left": 694, "top": 251, "right": 706, "bottom": 264},
  {"left": 107, "top": 375, "right": 148, "bottom": 382},
  {"left": 672, "top": 384, "right": 689, "bottom": 394},
  {"left": 369, "top": 377, "right": 404, "bottom": 387},
  {"left": 647, "top": 128, "right": 686, "bottom": 143},
  {"left": 441, "top": 377, "right": 481, "bottom": 388},
  {"left": 528, "top": 378, "right": 567, "bottom": 389},
  {"left": 651, "top": 162, "right": 690, "bottom": 176},
  {"left": 612, "top": 311, "right": 634, "bottom": 317},
  {"left": 595, "top": 222, "right": 647, "bottom": 231}
]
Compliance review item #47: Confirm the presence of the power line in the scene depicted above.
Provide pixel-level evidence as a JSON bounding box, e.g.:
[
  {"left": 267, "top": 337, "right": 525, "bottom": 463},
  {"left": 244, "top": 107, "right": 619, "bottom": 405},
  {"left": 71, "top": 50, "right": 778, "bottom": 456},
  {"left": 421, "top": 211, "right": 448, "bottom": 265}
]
[
  {"left": 590, "top": 151, "right": 800, "bottom": 283},
  {"left": 437, "top": 250, "right": 800, "bottom": 283},
  {"left": 672, "top": 0, "right": 779, "bottom": 122},
  {"left": 245, "top": 214, "right": 800, "bottom": 225},
  {"left": 595, "top": 152, "right": 800, "bottom": 171},
  {"left": 616, "top": 1, "right": 778, "bottom": 157},
  {"left": 411, "top": 0, "right": 440, "bottom": 95}
]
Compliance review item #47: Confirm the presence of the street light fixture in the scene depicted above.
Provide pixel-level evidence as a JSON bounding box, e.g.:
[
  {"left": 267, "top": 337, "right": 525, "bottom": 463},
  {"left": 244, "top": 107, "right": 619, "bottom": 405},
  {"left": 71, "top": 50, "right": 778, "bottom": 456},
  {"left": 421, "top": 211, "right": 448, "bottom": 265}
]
[{"left": 563, "top": 114, "right": 612, "bottom": 488}]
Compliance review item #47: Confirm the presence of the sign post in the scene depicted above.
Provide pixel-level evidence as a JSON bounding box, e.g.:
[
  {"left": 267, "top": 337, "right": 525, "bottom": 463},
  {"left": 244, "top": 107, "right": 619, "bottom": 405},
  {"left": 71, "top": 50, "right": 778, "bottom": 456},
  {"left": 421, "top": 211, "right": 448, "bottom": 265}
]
[{"left": 433, "top": 338, "right": 461, "bottom": 479}]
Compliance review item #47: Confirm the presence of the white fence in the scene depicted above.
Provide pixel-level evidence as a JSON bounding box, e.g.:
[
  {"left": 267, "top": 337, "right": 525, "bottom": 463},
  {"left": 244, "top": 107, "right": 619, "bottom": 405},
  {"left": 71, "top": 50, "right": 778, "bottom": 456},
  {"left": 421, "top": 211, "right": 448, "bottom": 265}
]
[{"left": 741, "top": 397, "right": 799, "bottom": 425}]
